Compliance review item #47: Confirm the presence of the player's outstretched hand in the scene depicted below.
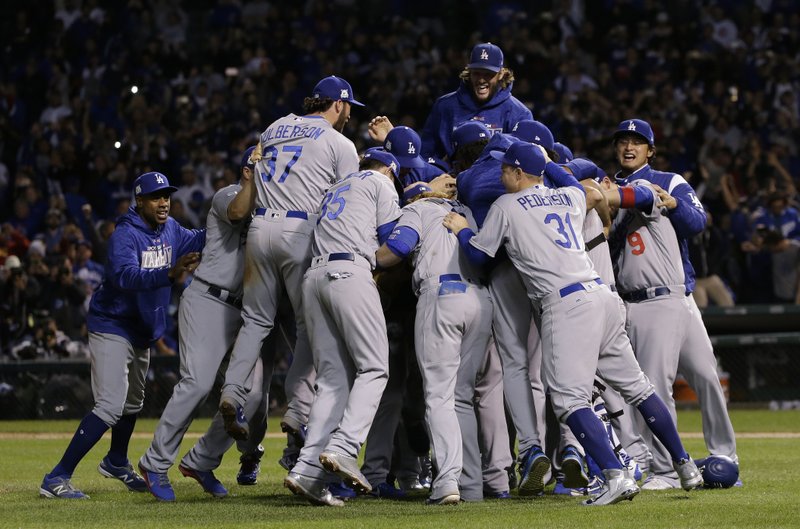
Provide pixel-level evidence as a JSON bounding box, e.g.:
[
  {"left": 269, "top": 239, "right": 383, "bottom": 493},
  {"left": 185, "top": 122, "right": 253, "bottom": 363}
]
[
  {"left": 427, "top": 174, "right": 457, "bottom": 197},
  {"left": 368, "top": 116, "right": 394, "bottom": 143},
  {"left": 443, "top": 212, "right": 468, "bottom": 234},
  {"left": 651, "top": 184, "right": 677, "bottom": 209},
  {"left": 169, "top": 252, "right": 201, "bottom": 279}
]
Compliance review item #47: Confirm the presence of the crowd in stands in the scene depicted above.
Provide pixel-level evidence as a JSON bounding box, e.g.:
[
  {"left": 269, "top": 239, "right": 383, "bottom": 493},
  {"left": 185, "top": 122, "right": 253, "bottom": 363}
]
[{"left": 1, "top": 0, "right": 799, "bottom": 359}]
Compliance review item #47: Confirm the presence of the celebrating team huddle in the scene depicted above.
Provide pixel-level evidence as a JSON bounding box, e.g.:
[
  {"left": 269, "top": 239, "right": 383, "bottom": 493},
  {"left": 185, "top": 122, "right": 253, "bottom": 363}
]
[{"left": 39, "top": 42, "right": 740, "bottom": 507}]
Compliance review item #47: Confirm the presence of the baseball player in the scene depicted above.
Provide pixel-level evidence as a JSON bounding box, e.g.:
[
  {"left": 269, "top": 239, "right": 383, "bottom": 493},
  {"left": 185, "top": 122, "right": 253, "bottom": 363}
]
[
  {"left": 443, "top": 141, "right": 702, "bottom": 505},
  {"left": 375, "top": 183, "right": 493, "bottom": 504},
  {"left": 420, "top": 42, "right": 532, "bottom": 161},
  {"left": 605, "top": 119, "right": 738, "bottom": 489},
  {"left": 367, "top": 118, "right": 457, "bottom": 199},
  {"left": 40, "top": 172, "right": 205, "bottom": 499},
  {"left": 284, "top": 148, "right": 402, "bottom": 506},
  {"left": 137, "top": 147, "right": 267, "bottom": 501},
  {"left": 456, "top": 120, "right": 564, "bottom": 497},
  {"left": 217, "top": 76, "right": 362, "bottom": 448}
]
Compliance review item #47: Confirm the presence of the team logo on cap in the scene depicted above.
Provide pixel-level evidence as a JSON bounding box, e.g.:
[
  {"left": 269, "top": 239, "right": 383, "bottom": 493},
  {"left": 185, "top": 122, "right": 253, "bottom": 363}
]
[
  {"left": 155, "top": 173, "right": 165, "bottom": 184},
  {"left": 628, "top": 121, "right": 637, "bottom": 131},
  {"left": 135, "top": 185, "right": 142, "bottom": 194},
  {"left": 535, "top": 135, "right": 541, "bottom": 141},
  {"left": 389, "top": 161, "right": 397, "bottom": 172},
  {"left": 514, "top": 159, "right": 521, "bottom": 165},
  {"left": 512, "top": 123, "right": 519, "bottom": 131},
  {"left": 340, "top": 89, "right": 349, "bottom": 99},
  {"left": 480, "top": 49, "right": 489, "bottom": 60},
  {"left": 385, "top": 140, "right": 392, "bottom": 150},
  {"left": 407, "top": 142, "right": 416, "bottom": 154}
]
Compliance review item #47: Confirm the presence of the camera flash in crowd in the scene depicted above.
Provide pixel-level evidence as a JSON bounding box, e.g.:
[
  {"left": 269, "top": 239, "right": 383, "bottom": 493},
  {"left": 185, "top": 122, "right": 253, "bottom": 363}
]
[
  {"left": 131, "top": 85, "right": 139, "bottom": 94},
  {"left": 114, "top": 141, "right": 122, "bottom": 149}
]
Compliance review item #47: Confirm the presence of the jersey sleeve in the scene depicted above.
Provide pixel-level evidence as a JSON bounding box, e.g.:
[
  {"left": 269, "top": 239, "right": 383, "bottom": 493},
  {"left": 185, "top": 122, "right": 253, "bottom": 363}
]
[
  {"left": 666, "top": 175, "right": 707, "bottom": 238},
  {"left": 469, "top": 202, "right": 509, "bottom": 258},
  {"left": 211, "top": 186, "right": 240, "bottom": 226},
  {"left": 375, "top": 178, "right": 402, "bottom": 227},
  {"left": 174, "top": 222, "right": 206, "bottom": 256},
  {"left": 334, "top": 140, "right": 360, "bottom": 183}
]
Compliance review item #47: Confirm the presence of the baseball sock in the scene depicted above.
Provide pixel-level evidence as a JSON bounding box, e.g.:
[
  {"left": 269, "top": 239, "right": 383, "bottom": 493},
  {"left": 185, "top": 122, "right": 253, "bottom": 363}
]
[
  {"left": 107, "top": 413, "right": 138, "bottom": 466},
  {"left": 565, "top": 408, "right": 623, "bottom": 471},
  {"left": 636, "top": 394, "right": 689, "bottom": 462},
  {"left": 49, "top": 412, "right": 109, "bottom": 478}
]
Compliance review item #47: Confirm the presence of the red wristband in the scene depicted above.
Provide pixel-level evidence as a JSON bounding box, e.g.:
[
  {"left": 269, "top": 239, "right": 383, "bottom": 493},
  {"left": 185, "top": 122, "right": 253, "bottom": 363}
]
[{"left": 619, "top": 187, "right": 636, "bottom": 208}]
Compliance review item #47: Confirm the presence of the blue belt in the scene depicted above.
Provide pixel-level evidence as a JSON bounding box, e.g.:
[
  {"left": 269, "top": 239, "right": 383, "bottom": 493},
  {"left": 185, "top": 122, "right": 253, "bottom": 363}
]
[
  {"left": 620, "top": 286, "right": 670, "bottom": 303},
  {"left": 193, "top": 277, "right": 242, "bottom": 309},
  {"left": 254, "top": 208, "right": 308, "bottom": 220},
  {"left": 327, "top": 252, "right": 355, "bottom": 262},
  {"left": 559, "top": 278, "right": 603, "bottom": 298}
]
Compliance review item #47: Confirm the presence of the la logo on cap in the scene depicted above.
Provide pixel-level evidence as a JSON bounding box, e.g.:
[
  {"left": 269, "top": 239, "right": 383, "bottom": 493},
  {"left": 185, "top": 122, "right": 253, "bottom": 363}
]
[
  {"left": 480, "top": 49, "right": 489, "bottom": 60},
  {"left": 155, "top": 173, "right": 165, "bottom": 184},
  {"left": 407, "top": 142, "right": 416, "bottom": 154},
  {"left": 628, "top": 121, "right": 637, "bottom": 131}
]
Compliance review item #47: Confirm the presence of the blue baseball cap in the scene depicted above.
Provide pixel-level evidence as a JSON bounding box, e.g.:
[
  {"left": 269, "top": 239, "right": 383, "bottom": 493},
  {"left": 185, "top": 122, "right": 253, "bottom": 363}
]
[
  {"left": 385, "top": 126, "right": 424, "bottom": 169},
  {"left": 134, "top": 171, "right": 178, "bottom": 196},
  {"left": 553, "top": 142, "right": 574, "bottom": 163},
  {"left": 312, "top": 76, "right": 365, "bottom": 107},
  {"left": 362, "top": 147, "right": 399, "bottom": 178},
  {"left": 452, "top": 121, "right": 491, "bottom": 151},
  {"left": 489, "top": 141, "right": 546, "bottom": 177},
  {"left": 403, "top": 183, "right": 433, "bottom": 202},
  {"left": 613, "top": 118, "right": 655, "bottom": 147},
  {"left": 510, "top": 120, "right": 555, "bottom": 151},
  {"left": 241, "top": 145, "right": 257, "bottom": 169},
  {"left": 468, "top": 42, "right": 504, "bottom": 73},
  {"left": 565, "top": 158, "right": 604, "bottom": 182}
]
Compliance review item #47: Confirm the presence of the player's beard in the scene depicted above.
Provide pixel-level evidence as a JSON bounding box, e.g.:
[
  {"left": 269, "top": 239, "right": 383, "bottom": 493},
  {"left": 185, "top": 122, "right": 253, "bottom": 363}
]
[{"left": 333, "top": 110, "right": 348, "bottom": 132}]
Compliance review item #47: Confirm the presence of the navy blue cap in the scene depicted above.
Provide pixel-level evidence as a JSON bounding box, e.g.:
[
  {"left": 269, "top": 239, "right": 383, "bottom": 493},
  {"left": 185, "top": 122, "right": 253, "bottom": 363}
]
[
  {"left": 385, "top": 126, "right": 424, "bottom": 169},
  {"left": 565, "top": 158, "right": 604, "bottom": 182},
  {"left": 134, "top": 172, "right": 178, "bottom": 196},
  {"left": 510, "top": 120, "right": 555, "bottom": 151},
  {"left": 241, "top": 146, "right": 257, "bottom": 169},
  {"left": 403, "top": 183, "right": 433, "bottom": 202},
  {"left": 362, "top": 147, "right": 399, "bottom": 177},
  {"left": 312, "top": 76, "right": 364, "bottom": 107},
  {"left": 489, "top": 141, "right": 546, "bottom": 177},
  {"left": 613, "top": 119, "right": 655, "bottom": 147},
  {"left": 553, "top": 142, "right": 574, "bottom": 163},
  {"left": 468, "top": 42, "right": 503, "bottom": 73},
  {"left": 452, "top": 121, "right": 491, "bottom": 151}
]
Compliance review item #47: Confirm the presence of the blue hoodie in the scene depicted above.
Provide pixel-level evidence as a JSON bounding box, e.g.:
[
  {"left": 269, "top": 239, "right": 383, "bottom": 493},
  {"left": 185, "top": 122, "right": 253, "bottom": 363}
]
[
  {"left": 420, "top": 81, "right": 532, "bottom": 161},
  {"left": 87, "top": 207, "right": 206, "bottom": 348}
]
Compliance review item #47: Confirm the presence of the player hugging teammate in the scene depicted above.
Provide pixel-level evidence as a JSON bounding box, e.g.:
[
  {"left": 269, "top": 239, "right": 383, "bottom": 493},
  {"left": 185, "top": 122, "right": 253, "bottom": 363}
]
[{"left": 39, "top": 40, "right": 740, "bottom": 507}]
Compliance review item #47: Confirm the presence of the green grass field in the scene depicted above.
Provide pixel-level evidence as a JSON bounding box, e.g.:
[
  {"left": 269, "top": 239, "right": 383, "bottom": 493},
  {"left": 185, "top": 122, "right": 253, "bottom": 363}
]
[{"left": 1, "top": 410, "right": 798, "bottom": 529}]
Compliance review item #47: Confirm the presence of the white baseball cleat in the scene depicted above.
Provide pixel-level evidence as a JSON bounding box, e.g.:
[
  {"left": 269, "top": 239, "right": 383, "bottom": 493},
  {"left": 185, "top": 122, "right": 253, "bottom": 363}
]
[
  {"left": 582, "top": 468, "right": 639, "bottom": 506},
  {"left": 674, "top": 457, "right": 704, "bottom": 490}
]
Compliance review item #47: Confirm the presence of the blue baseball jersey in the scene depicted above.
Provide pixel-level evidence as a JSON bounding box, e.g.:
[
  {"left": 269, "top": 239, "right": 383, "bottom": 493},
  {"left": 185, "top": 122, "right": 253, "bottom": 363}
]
[
  {"left": 400, "top": 161, "right": 447, "bottom": 188},
  {"left": 614, "top": 164, "right": 706, "bottom": 293},
  {"left": 87, "top": 207, "right": 206, "bottom": 348},
  {"left": 420, "top": 82, "right": 532, "bottom": 161}
]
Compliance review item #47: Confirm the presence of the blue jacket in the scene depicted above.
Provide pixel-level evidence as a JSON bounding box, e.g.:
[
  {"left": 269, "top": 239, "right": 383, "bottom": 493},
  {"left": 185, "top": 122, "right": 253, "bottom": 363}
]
[
  {"left": 87, "top": 207, "right": 206, "bottom": 348},
  {"left": 615, "top": 164, "right": 707, "bottom": 293},
  {"left": 420, "top": 82, "right": 532, "bottom": 161},
  {"left": 456, "top": 133, "right": 515, "bottom": 227}
]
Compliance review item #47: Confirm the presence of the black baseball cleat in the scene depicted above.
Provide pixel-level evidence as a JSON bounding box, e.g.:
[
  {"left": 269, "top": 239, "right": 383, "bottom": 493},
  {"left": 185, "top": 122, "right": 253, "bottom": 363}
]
[{"left": 219, "top": 398, "right": 249, "bottom": 441}]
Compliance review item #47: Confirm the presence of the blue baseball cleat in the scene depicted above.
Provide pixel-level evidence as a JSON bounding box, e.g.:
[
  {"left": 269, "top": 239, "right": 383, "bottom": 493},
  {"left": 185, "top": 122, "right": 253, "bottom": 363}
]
[
  {"left": 561, "top": 446, "right": 589, "bottom": 489},
  {"left": 485, "top": 490, "right": 512, "bottom": 499},
  {"left": 219, "top": 398, "right": 249, "bottom": 441},
  {"left": 179, "top": 464, "right": 228, "bottom": 498},
  {"left": 39, "top": 474, "right": 89, "bottom": 499},
  {"left": 97, "top": 456, "right": 147, "bottom": 492},
  {"left": 328, "top": 480, "right": 357, "bottom": 500},
  {"left": 237, "top": 445, "right": 264, "bottom": 486},
  {"left": 138, "top": 462, "right": 175, "bottom": 502},
  {"left": 370, "top": 481, "right": 406, "bottom": 499},
  {"left": 518, "top": 445, "right": 551, "bottom": 496}
]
